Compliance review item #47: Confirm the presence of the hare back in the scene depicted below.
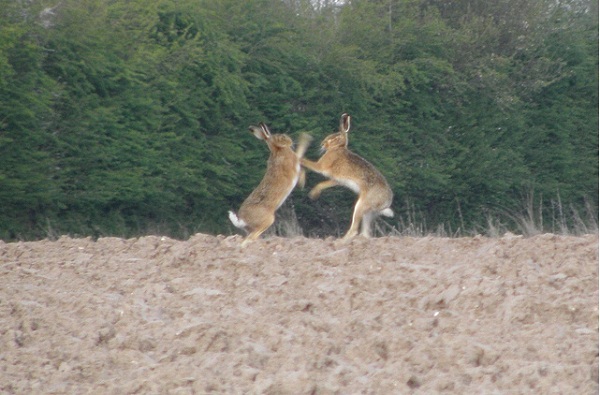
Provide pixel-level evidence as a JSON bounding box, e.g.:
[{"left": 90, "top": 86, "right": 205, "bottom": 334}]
[
  {"left": 321, "top": 149, "right": 390, "bottom": 190},
  {"left": 242, "top": 175, "right": 298, "bottom": 209},
  {"left": 240, "top": 153, "right": 300, "bottom": 211},
  {"left": 269, "top": 133, "right": 294, "bottom": 149}
]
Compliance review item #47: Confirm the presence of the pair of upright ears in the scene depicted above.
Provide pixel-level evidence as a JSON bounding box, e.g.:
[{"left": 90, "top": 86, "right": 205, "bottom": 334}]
[{"left": 251, "top": 113, "right": 350, "bottom": 140}]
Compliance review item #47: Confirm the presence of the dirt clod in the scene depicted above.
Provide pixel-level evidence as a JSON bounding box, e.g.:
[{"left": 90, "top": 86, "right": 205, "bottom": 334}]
[{"left": 0, "top": 233, "right": 597, "bottom": 393}]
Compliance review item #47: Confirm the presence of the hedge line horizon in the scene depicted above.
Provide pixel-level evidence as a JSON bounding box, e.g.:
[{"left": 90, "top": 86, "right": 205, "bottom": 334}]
[{"left": 0, "top": 0, "right": 597, "bottom": 240}]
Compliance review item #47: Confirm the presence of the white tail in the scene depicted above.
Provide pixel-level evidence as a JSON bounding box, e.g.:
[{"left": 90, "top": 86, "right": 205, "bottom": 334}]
[
  {"left": 381, "top": 208, "right": 394, "bottom": 218},
  {"left": 228, "top": 210, "right": 247, "bottom": 229}
]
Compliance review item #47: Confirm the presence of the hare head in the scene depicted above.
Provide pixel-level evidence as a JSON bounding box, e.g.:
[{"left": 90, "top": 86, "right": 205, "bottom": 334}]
[
  {"left": 320, "top": 113, "right": 350, "bottom": 152},
  {"left": 249, "top": 123, "right": 293, "bottom": 151}
]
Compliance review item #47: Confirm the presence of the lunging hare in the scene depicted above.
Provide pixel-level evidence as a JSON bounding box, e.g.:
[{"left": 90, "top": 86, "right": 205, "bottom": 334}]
[
  {"left": 229, "top": 123, "right": 311, "bottom": 245},
  {"left": 302, "top": 113, "right": 393, "bottom": 239}
]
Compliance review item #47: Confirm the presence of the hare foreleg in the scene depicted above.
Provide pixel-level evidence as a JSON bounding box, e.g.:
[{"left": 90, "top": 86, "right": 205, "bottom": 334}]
[
  {"left": 301, "top": 158, "right": 321, "bottom": 173},
  {"left": 309, "top": 179, "right": 339, "bottom": 200}
]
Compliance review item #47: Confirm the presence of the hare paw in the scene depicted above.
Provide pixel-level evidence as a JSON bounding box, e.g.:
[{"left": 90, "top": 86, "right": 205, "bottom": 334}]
[{"left": 308, "top": 188, "right": 321, "bottom": 200}]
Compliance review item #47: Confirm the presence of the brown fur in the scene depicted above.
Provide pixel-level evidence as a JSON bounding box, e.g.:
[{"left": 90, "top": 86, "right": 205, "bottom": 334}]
[
  {"left": 229, "top": 123, "right": 311, "bottom": 245},
  {"left": 302, "top": 113, "right": 393, "bottom": 239}
]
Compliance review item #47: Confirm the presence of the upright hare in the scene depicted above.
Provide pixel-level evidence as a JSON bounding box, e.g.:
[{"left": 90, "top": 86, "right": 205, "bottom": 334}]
[
  {"left": 302, "top": 113, "right": 393, "bottom": 239},
  {"left": 229, "top": 123, "right": 311, "bottom": 245}
]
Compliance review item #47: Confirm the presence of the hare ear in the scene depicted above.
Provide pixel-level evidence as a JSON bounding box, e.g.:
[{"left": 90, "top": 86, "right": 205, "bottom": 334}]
[
  {"left": 259, "top": 122, "right": 272, "bottom": 140},
  {"left": 339, "top": 113, "right": 351, "bottom": 133},
  {"left": 341, "top": 113, "right": 351, "bottom": 134}
]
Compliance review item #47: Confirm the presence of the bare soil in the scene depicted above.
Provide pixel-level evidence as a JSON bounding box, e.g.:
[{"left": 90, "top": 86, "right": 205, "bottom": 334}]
[{"left": 1, "top": 233, "right": 598, "bottom": 394}]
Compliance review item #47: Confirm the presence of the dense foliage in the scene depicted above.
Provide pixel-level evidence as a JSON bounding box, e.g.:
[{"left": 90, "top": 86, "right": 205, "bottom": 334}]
[{"left": 0, "top": 0, "right": 597, "bottom": 240}]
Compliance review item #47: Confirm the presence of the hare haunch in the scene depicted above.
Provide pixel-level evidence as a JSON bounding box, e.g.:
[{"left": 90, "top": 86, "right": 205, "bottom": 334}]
[
  {"left": 229, "top": 123, "right": 311, "bottom": 245},
  {"left": 302, "top": 113, "right": 393, "bottom": 239}
]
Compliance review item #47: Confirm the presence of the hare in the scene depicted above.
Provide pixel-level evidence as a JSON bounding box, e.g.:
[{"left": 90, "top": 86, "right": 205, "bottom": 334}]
[
  {"left": 301, "top": 113, "right": 393, "bottom": 239},
  {"left": 229, "top": 123, "right": 311, "bottom": 245}
]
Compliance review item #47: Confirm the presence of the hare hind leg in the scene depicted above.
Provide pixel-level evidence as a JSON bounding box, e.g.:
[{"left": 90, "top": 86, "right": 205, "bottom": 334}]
[
  {"left": 360, "top": 211, "right": 376, "bottom": 238},
  {"left": 343, "top": 196, "right": 369, "bottom": 240},
  {"left": 241, "top": 213, "right": 275, "bottom": 246}
]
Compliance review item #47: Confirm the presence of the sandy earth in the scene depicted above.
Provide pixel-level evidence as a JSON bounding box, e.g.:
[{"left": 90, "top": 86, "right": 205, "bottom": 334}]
[{"left": 0, "top": 233, "right": 598, "bottom": 394}]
